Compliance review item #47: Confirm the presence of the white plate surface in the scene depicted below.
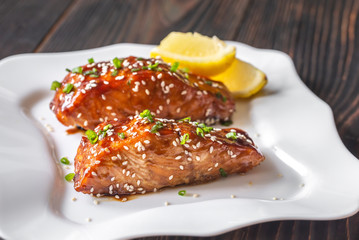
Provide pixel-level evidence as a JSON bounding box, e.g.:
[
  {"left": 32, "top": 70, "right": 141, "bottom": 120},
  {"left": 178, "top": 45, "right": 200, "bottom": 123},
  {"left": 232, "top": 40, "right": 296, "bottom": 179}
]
[{"left": 0, "top": 42, "right": 359, "bottom": 240}]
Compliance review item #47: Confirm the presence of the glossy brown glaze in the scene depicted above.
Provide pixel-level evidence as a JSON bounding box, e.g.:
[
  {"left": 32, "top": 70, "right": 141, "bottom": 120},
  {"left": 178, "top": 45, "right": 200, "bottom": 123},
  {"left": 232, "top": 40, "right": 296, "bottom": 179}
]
[
  {"left": 50, "top": 56, "right": 235, "bottom": 130},
  {"left": 74, "top": 114, "right": 264, "bottom": 196}
]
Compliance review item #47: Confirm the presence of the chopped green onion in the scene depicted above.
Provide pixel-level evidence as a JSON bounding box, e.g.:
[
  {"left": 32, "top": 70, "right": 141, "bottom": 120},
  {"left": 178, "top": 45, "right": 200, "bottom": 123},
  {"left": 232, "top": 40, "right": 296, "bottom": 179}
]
[
  {"left": 92, "top": 68, "right": 98, "bottom": 72},
  {"left": 127, "top": 79, "right": 132, "bottom": 85},
  {"left": 146, "top": 62, "right": 159, "bottom": 70},
  {"left": 170, "top": 62, "right": 180, "bottom": 72},
  {"left": 137, "top": 57, "right": 144, "bottom": 60},
  {"left": 111, "top": 70, "right": 118, "bottom": 76},
  {"left": 198, "top": 123, "right": 213, "bottom": 133},
  {"left": 179, "top": 117, "right": 191, "bottom": 122},
  {"left": 65, "top": 173, "right": 75, "bottom": 182},
  {"left": 62, "top": 83, "right": 74, "bottom": 93},
  {"left": 151, "top": 121, "right": 164, "bottom": 133},
  {"left": 51, "top": 81, "right": 61, "bottom": 90},
  {"left": 118, "top": 132, "right": 126, "bottom": 139},
  {"left": 139, "top": 109, "right": 154, "bottom": 123},
  {"left": 216, "top": 92, "right": 227, "bottom": 102},
  {"left": 60, "top": 157, "right": 70, "bottom": 165},
  {"left": 178, "top": 190, "right": 186, "bottom": 196},
  {"left": 131, "top": 68, "right": 140, "bottom": 72},
  {"left": 98, "top": 130, "right": 106, "bottom": 139},
  {"left": 205, "top": 80, "right": 213, "bottom": 86},
  {"left": 220, "top": 120, "right": 233, "bottom": 126},
  {"left": 226, "top": 132, "right": 237, "bottom": 140},
  {"left": 89, "top": 74, "right": 99, "bottom": 78},
  {"left": 88, "top": 58, "right": 94, "bottom": 64},
  {"left": 184, "top": 73, "right": 189, "bottom": 79},
  {"left": 219, "top": 168, "right": 228, "bottom": 177},
  {"left": 103, "top": 124, "right": 112, "bottom": 131},
  {"left": 72, "top": 67, "right": 83, "bottom": 74},
  {"left": 112, "top": 57, "right": 122, "bottom": 69},
  {"left": 66, "top": 68, "right": 71, "bottom": 72},
  {"left": 86, "top": 129, "right": 98, "bottom": 144},
  {"left": 181, "top": 67, "right": 189, "bottom": 73},
  {"left": 196, "top": 127, "right": 204, "bottom": 137},
  {"left": 181, "top": 133, "right": 190, "bottom": 145},
  {"left": 157, "top": 67, "right": 163, "bottom": 71}
]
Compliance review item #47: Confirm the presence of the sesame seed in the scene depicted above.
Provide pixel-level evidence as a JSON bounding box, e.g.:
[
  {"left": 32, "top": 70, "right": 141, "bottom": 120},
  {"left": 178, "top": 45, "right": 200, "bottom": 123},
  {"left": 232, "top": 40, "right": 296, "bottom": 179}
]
[
  {"left": 109, "top": 185, "right": 113, "bottom": 191},
  {"left": 175, "top": 156, "right": 182, "bottom": 160},
  {"left": 210, "top": 146, "right": 214, "bottom": 153},
  {"left": 137, "top": 180, "right": 141, "bottom": 186},
  {"left": 93, "top": 200, "right": 99, "bottom": 205},
  {"left": 164, "top": 201, "right": 169, "bottom": 206},
  {"left": 181, "top": 90, "right": 187, "bottom": 95},
  {"left": 187, "top": 157, "right": 192, "bottom": 161},
  {"left": 104, "top": 81, "right": 109, "bottom": 85},
  {"left": 115, "top": 195, "right": 120, "bottom": 199},
  {"left": 86, "top": 218, "right": 92, "bottom": 222},
  {"left": 172, "top": 141, "right": 177, "bottom": 146},
  {"left": 151, "top": 76, "right": 156, "bottom": 81},
  {"left": 142, "top": 154, "right": 146, "bottom": 159},
  {"left": 111, "top": 177, "right": 115, "bottom": 181},
  {"left": 193, "top": 194, "right": 199, "bottom": 198},
  {"left": 122, "top": 198, "right": 128, "bottom": 202},
  {"left": 144, "top": 140, "right": 150, "bottom": 144},
  {"left": 231, "top": 194, "right": 236, "bottom": 198},
  {"left": 179, "top": 165, "right": 184, "bottom": 170},
  {"left": 214, "top": 163, "right": 219, "bottom": 167},
  {"left": 145, "top": 89, "right": 150, "bottom": 95},
  {"left": 77, "top": 113, "right": 82, "bottom": 118},
  {"left": 195, "top": 156, "right": 200, "bottom": 161},
  {"left": 106, "top": 106, "right": 112, "bottom": 110},
  {"left": 122, "top": 161, "right": 128, "bottom": 165},
  {"left": 111, "top": 156, "right": 117, "bottom": 160},
  {"left": 90, "top": 187, "right": 94, "bottom": 193},
  {"left": 176, "top": 107, "right": 181, "bottom": 113},
  {"left": 124, "top": 146, "right": 129, "bottom": 150},
  {"left": 115, "top": 76, "right": 124, "bottom": 80},
  {"left": 91, "top": 171, "right": 97, "bottom": 176},
  {"left": 157, "top": 73, "right": 163, "bottom": 79},
  {"left": 84, "top": 120, "right": 88, "bottom": 127},
  {"left": 71, "top": 197, "right": 77, "bottom": 201},
  {"left": 169, "top": 175, "right": 174, "bottom": 180},
  {"left": 208, "top": 167, "right": 213, "bottom": 171}
]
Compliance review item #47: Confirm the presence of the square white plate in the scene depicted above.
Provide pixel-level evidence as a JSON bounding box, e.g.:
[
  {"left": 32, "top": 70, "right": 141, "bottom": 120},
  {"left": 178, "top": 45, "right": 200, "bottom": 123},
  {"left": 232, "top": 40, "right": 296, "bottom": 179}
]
[{"left": 0, "top": 42, "right": 358, "bottom": 240}]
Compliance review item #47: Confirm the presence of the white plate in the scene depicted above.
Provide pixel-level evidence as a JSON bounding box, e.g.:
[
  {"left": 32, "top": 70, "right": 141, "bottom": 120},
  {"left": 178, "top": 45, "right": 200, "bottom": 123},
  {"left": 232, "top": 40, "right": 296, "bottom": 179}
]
[{"left": 0, "top": 42, "right": 359, "bottom": 240}]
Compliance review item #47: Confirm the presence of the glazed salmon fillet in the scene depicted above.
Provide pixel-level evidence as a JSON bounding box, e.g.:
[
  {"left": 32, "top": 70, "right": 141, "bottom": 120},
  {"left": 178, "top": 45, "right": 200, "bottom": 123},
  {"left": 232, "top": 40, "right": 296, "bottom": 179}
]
[
  {"left": 50, "top": 56, "right": 234, "bottom": 130},
  {"left": 74, "top": 111, "right": 264, "bottom": 196}
]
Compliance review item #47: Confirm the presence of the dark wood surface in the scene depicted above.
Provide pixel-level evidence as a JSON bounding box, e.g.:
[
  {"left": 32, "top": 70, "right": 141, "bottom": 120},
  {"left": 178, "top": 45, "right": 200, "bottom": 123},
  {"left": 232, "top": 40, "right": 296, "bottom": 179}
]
[{"left": 1, "top": 0, "right": 358, "bottom": 239}]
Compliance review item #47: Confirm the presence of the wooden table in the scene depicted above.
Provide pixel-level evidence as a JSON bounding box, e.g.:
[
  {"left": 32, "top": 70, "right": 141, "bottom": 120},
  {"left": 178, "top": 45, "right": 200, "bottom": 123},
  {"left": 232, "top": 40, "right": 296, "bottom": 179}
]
[{"left": 1, "top": 0, "right": 358, "bottom": 239}]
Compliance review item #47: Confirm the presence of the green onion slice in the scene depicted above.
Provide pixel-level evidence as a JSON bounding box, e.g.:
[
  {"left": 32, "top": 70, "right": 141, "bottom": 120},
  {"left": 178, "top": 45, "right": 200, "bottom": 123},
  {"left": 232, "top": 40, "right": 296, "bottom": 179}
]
[
  {"left": 72, "top": 67, "right": 83, "bottom": 74},
  {"left": 170, "top": 62, "right": 180, "bottom": 72},
  {"left": 86, "top": 129, "right": 98, "bottom": 144},
  {"left": 225, "top": 132, "right": 237, "bottom": 140},
  {"left": 219, "top": 168, "right": 228, "bottom": 177},
  {"left": 62, "top": 83, "right": 74, "bottom": 94},
  {"left": 88, "top": 58, "right": 94, "bottom": 64},
  {"left": 60, "top": 157, "right": 70, "bottom": 165},
  {"left": 196, "top": 127, "right": 204, "bottom": 137},
  {"left": 179, "top": 117, "right": 191, "bottom": 122},
  {"left": 151, "top": 121, "right": 164, "bottom": 133},
  {"left": 51, "top": 81, "right": 61, "bottom": 90},
  {"left": 139, "top": 109, "right": 154, "bottom": 123},
  {"left": 65, "top": 173, "right": 75, "bottom": 182},
  {"left": 111, "top": 70, "right": 118, "bottom": 76},
  {"left": 178, "top": 190, "right": 186, "bottom": 196},
  {"left": 131, "top": 68, "right": 140, "bottom": 72},
  {"left": 180, "top": 133, "right": 190, "bottom": 145},
  {"left": 220, "top": 120, "right": 233, "bottom": 126},
  {"left": 112, "top": 57, "right": 122, "bottom": 69},
  {"left": 118, "top": 132, "right": 126, "bottom": 139}
]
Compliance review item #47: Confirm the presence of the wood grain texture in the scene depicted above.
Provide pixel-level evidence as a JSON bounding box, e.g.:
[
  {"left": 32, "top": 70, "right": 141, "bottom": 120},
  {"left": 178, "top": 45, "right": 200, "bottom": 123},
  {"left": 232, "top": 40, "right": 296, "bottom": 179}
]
[
  {"left": 0, "top": 0, "right": 72, "bottom": 59},
  {"left": 1, "top": 0, "right": 358, "bottom": 239}
]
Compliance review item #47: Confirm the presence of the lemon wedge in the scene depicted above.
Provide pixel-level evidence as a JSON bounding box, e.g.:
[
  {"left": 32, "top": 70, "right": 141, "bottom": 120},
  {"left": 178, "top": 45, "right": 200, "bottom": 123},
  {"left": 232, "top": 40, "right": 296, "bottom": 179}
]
[
  {"left": 211, "top": 58, "right": 267, "bottom": 98},
  {"left": 150, "top": 32, "right": 236, "bottom": 76}
]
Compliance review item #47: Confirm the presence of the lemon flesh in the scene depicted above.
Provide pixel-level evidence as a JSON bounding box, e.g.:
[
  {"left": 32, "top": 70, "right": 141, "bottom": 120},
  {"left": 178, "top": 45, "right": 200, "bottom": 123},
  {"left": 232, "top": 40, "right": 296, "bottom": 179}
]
[
  {"left": 211, "top": 58, "right": 267, "bottom": 98},
  {"left": 150, "top": 32, "right": 236, "bottom": 76}
]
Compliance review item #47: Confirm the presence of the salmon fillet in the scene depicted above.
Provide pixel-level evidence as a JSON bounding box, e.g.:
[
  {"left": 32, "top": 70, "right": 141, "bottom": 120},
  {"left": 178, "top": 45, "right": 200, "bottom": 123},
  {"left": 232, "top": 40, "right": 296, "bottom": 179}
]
[
  {"left": 74, "top": 111, "right": 264, "bottom": 196},
  {"left": 50, "top": 56, "right": 235, "bottom": 129}
]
